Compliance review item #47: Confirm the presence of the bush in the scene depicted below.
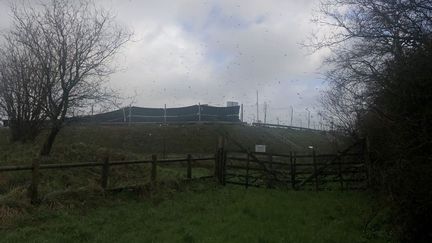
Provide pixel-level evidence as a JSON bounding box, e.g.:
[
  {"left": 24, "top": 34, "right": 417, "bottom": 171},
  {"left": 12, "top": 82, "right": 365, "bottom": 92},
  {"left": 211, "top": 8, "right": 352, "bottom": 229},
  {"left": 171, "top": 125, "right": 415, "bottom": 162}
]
[{"left": 364, "top": 42, "right": 432, "bottom": 242}]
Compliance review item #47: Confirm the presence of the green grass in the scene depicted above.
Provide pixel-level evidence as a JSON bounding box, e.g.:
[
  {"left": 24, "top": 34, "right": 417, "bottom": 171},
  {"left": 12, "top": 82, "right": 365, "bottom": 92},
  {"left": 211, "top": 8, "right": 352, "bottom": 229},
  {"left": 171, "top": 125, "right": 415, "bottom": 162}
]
[
  {"left": 0, "top": 123, "right": 350, "bottom": 198},
  {"left": 0, "top": 125, "right": 388, "bottom": 242},
  {"left": 0, "top": 124, "right": 350, "bottom": 165},
  {"left": 0, "top": 182, "right": 392, "bottom": 243}
]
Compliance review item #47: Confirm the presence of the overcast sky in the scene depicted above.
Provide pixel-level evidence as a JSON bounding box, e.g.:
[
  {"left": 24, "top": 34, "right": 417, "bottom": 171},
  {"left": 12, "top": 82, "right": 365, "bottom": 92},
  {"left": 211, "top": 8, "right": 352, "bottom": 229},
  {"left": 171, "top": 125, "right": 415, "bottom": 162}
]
[{"left": 0, "top": 0, "right": 329, "bottom": 128}]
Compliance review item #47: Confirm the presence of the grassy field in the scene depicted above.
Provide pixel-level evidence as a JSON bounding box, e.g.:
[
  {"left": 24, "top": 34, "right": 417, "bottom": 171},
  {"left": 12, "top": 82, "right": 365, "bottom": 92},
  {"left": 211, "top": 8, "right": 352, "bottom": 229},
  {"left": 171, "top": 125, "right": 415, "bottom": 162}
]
[
  {"left": 0, "top": 124, "right": 350, "bottom": 165},
  {"left": 0, "top": 124, "right": 351, "bottom": 203},
  {"left": 0, "top": 181, "right": 392, "bottom": 243},
  {"left": 0, "top": 125, "right": 393, "bottom": 242}
]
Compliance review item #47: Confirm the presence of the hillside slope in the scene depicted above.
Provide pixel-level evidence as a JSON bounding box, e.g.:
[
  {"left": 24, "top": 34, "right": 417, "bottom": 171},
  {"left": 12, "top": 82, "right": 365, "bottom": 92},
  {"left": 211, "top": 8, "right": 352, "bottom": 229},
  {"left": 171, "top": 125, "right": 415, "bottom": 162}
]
[{"left": 0, "top": 124, "right": 350, "bottom": 164}]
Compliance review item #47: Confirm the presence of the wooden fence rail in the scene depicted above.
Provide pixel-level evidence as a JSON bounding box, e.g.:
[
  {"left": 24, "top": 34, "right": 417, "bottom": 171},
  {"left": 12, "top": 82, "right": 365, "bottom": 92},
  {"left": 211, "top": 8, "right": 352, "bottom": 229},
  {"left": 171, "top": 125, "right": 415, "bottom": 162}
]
[
  {"left": 0, "top": 156, "right": 215, "bottom": 172},
  {"left": 1, "top": 141, "right": 369, "bottom": 204},
  {"left": 0, "top": 154, "right": 216, "bottom": 204}
]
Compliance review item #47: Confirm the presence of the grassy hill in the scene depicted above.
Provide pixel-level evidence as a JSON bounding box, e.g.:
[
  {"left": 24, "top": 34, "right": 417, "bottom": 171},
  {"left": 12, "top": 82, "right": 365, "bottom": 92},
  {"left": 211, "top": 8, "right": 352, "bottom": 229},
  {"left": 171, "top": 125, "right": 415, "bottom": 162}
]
[
  {"left": 0, "top": 123, "right": 353, "bottom": 199},
  {"left": 0, "top": 124, "right": 352, "bottom": 197},
  {"left": 0, "top": 123, "right": 353, "bottom": 201},
  {"left": 0, "top": 125, "right": 392, "bottom": 242},
  {"left": 0, "top": 124, "right": 350, "bottom": 165}
]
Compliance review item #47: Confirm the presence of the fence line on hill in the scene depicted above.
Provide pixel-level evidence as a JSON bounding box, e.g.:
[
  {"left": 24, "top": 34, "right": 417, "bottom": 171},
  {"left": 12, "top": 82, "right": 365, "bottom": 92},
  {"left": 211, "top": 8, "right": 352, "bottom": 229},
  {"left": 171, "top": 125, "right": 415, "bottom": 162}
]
[
  {"left": 0, "top": 154, "right": 215, "bottom": 204},
  {"left": 252, "top": 122, "right": 330, "bottom": 132},
  {"left": 0, "top": 141, "right": 369, "bottom": 204},
  {"left": 72, "top": 104, "right": 242, "bottom": 124}
]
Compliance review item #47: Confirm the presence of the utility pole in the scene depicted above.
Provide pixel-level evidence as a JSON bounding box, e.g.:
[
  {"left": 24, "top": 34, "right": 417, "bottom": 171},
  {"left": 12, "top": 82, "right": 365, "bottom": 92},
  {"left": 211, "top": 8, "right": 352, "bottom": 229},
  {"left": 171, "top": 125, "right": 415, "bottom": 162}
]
[
  {"left": 290, "top": 106, "right": 293, "bottom": 126},
  {"left": 198, "top": 103, "right": 201, "bottom": 122},
  {"left": 240, "top": 104, "right": 244, "bottom": 122},
  {"left": 306, "top": 108, "right": 310, "bottom": 129},
  {"left": 256, "top": 90, "right": 259, "bottom": 123},
  {"left": 164, "top": 104, "right": 167, "bottom": 124},
  {"left": 163, "top": 105, "right": 166, "bottom": 158},
  {"left": 264, "top": 102, "right": 267, "bottom": 124},
  {"left": 129, "top": 105, "right": 132, "bottom": 125},
  {"left": 319, "top": 113, "right": 323, "bottom": 130}
]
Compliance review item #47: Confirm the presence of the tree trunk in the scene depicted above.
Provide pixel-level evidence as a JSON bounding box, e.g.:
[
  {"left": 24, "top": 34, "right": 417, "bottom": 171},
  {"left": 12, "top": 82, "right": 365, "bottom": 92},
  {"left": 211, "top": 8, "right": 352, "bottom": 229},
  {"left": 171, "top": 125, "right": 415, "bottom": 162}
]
[{"left": 40, "top": 125, "right": 61, "bottom": 156}]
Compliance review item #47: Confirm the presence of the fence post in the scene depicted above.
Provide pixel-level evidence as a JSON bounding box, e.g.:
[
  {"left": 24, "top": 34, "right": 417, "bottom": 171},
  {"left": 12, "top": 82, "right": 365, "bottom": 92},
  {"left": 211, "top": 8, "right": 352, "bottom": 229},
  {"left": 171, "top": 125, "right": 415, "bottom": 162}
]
[
  {"left": 338, "top": 154, "right": 344, "bottom": 191},
  {"left": 222, "top": 150, "right": 227, "bottom": 186},
  {"left": 187, "top": 154, "right": 192, "bottom": 179},
  {"left": 290, "top": 152, "right": 296, "bottom": 190},
  {"left": 214, "top": 151, "right": 219, "bottom": 178},
  {"left": 215, "top": 136, "right": 225, "bottom": 185},
  {"left": 101, "top": 156, "right": 110, "bottom": 190},
  {"left": 151, "top": 154, "right": 157, "bottom": 184},
  {"left": 245, "top": 153, "right": 250, "bottom": 188},
  {"left": 364, "top": 137, "right": 372, "bottom": 187},
  {"left": 267, "top": 154, "right": 273, "bottom": 188},
  {"left": 29, "top": 157, "right": 40, "bottom": 205},
  {"left": 312, "top": 149, "right": 319, "bottom": 191}
]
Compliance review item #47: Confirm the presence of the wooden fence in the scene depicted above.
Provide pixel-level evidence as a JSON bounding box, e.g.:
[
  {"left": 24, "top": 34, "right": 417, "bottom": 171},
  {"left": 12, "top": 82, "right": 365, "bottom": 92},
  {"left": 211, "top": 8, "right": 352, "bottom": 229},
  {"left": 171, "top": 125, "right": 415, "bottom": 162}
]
[
  {"left": 0, "top": 139, "right": 369, "bottom": 204},
  {"left": 0, "top": 154, "right": 215, "bottom": 204}
]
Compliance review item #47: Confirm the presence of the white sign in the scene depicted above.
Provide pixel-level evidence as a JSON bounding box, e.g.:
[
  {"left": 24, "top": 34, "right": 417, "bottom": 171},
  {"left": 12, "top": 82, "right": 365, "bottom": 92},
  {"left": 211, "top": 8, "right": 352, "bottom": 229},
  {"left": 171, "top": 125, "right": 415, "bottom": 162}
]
[{"left": 255, "top": 145, "right": 266, "bottom": 153}]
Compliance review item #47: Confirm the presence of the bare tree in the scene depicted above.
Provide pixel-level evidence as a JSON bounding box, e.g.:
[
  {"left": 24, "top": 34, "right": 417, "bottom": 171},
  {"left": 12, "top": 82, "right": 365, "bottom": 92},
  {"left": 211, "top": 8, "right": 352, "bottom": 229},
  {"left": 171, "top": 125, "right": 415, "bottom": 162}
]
[
  {"left": 7, "top": 0, "right": 131, "bottom": 155},
  {"left": 309, "top": 0, "right": 432, "bottom": 133},
  {"left": 310, "top": 1, "right": 432, "bottom": 241},
  {"left": 0, "top": 34, "right": 47, "bottom": 142},
  {"left": 319, "top": 85, "right": 362, "bottom": 136}
]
